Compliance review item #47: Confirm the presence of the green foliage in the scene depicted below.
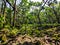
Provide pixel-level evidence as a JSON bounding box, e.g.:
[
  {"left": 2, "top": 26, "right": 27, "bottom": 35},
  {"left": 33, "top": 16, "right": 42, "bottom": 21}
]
[
  {"left": 0, "top": 0, "right": 60, "bottom": 44},
  {"left": 0, "top": 16, "right": 4, "bottom": 29},
  {"left": 1, "top": 34, "right": 7, "bottom": 44},
  {"left": 20, "top": 24, "right": 33, "bottom": 35},
  {"left": 33, "top": 30, "right": 40, "bottom": 37},
  {"left": 10, "top": 28, "right": 19, "bottom": 36}
]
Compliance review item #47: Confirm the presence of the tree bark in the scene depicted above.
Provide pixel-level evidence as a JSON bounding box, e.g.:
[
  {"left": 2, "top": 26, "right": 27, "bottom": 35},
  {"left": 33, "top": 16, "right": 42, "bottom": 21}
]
[
  {"left": 13, "top": 0, "right": 16, "bottom": 26},
  {"left": 3, "top": 0, "right": 6, "bottom": 23}
]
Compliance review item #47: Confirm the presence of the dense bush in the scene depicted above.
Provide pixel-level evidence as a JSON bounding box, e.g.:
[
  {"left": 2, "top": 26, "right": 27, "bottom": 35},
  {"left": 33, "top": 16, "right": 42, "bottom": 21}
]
[{"left": 0, "top": 16, "right": 4, "bottom": 29}]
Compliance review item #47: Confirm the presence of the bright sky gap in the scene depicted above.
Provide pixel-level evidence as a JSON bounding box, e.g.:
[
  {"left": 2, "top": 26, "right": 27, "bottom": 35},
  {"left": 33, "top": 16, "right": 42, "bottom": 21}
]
[{"left": 17, "top": 0, "right": 60, "bottom": 4}]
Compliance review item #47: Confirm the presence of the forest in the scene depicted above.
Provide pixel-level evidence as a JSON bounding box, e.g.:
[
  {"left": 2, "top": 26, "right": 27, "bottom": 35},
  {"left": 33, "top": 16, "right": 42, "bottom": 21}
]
[{"left": 0, "top": 0, "right": 60, "bottom": 45}]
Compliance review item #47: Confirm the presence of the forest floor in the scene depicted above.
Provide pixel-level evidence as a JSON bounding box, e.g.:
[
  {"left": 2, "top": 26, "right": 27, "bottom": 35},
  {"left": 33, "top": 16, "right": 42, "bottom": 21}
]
[
  {"left": 6, "top": 34, "right": 60, "bottom": 45},
  {"left": 0, "top": 26, "right": 60, "bottom": 45}
]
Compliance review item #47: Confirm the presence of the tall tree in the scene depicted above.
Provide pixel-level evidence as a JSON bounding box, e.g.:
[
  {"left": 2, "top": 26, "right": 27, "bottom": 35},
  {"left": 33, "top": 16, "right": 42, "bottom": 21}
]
[{"left": 13, "top": 0, "right": 17, "bottom": 26}]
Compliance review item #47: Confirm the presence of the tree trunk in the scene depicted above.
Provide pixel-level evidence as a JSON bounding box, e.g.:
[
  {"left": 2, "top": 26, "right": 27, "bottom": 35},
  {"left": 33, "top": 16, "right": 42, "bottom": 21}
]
[
  {"left": 13, "top": 0, "right": 16, "bottom": 26},
  {"left": 3, "top": 0, "right": 6, "bottom": 23}
]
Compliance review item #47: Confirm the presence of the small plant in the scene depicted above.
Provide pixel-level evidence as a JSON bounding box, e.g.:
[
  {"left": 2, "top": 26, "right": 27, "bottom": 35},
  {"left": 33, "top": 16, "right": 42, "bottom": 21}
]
[
  {"left": 10, "top": 28, "right": 19, "bottom": 36},
  {"left": 0, "top": 16, "right": 4, "bottom": 29},
  {"left": 1, "top": 34, "right": 7, "bottom": 44}
]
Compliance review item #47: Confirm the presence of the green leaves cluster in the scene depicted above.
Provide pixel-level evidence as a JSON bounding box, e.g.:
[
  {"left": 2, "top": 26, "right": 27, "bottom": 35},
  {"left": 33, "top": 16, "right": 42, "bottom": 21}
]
[{"left": 0, "top": 16, "right": 4, "bottom": 29}]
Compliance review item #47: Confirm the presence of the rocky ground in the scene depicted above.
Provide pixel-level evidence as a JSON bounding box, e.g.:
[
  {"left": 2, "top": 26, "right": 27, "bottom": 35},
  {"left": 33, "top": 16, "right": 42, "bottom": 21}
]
[
  {"left": 0, "top": 26, "right": 60, "bottom": 45},
  {"left": 2, "top": 34, "right": 59, "bottom": 45}
]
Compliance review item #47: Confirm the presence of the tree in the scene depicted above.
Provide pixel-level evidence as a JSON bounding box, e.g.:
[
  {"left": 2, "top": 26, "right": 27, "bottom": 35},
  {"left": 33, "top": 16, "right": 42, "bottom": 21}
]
[{"left": 13, "top": 0, "right": 17, "bottom": 26}]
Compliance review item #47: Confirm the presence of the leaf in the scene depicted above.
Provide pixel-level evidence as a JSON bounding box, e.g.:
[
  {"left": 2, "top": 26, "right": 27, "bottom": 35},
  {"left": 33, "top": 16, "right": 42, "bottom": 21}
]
[{"left": 2, "top": 34, "right": 7, "bottom": 42}]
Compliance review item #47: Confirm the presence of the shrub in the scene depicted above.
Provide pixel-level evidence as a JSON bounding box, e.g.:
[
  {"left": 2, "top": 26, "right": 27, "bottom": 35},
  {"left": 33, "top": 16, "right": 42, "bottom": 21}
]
[
  {"left": 10, "top": 28, "right": 19, "bottom": 36},
  {"left": 0, "top": 16, "right": 4, "bottom": 29}
]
